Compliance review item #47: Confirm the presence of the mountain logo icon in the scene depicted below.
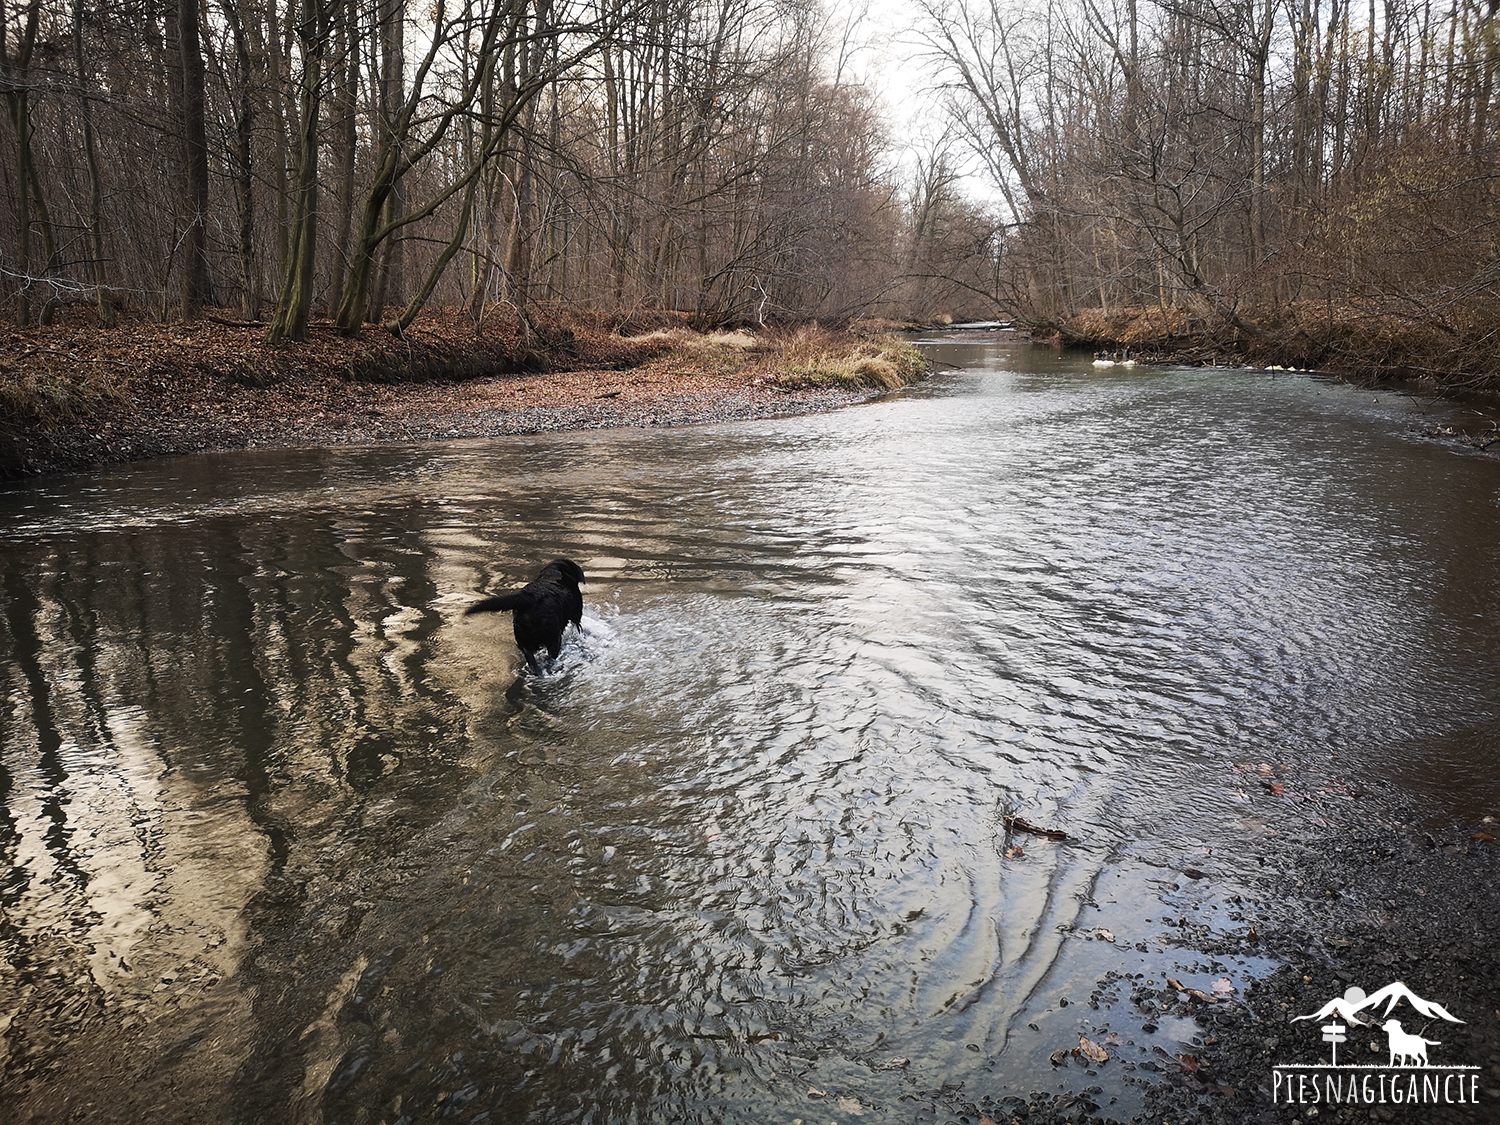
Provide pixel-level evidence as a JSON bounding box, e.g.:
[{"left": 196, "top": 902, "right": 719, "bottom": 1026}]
[{"left": 1291, "top": 981, "right": 1465, "bottom": 1031}]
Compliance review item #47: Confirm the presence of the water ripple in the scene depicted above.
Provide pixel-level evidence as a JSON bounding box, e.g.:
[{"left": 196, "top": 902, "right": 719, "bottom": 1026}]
[{"left": 1, "top": 349, "right": 1498, "bottom": 1121}]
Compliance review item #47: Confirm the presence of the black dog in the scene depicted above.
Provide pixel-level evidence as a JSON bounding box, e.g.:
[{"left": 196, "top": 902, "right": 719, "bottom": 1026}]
[{"left": 465, "top": 558, "right": 586, "bottom": 672}]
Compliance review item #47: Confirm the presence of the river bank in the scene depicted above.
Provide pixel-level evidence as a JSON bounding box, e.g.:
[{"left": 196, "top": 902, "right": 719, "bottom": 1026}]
[
  {"left": 1039, "top": 305, "right": 1500, "bottom": 456},
  {"left": 0, "top": 312, "right": 926, "bottom": 480},
  {"left": 1047, "top": 305, "right": 1500, "bottom": 401},
  {"left": 1134, "top": 810, "right": 1500, "bottom": 1125},
  {"left": 9, "top": 307, "right": 1496, "bottom": 483}
]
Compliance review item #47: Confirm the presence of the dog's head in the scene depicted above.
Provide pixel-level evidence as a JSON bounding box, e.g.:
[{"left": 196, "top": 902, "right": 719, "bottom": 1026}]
[
  {"left": 1381, "top": 1019, "right": 1403, "bottom": 1033},
  {"left": 547, "top": 558, "right": 586, "bottom": 586}
]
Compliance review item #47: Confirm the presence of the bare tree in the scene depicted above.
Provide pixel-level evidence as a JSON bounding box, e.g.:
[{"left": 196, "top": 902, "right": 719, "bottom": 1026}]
[
  {"left": 177, "top": 0, "right": 213, "bottom": 317},
  {"left": 265, "top": 0, "right": 335, "bottom": 342}
]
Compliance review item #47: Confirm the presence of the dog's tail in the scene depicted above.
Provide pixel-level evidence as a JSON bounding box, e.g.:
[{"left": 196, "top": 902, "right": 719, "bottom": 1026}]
[{"left": 465, "top": 591, "right": 532, "bottom": 616}]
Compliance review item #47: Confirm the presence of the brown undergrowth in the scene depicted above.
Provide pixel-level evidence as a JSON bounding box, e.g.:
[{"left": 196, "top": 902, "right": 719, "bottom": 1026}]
[
  {"left": 0, "top": 308, "right": 926, "bottom": 479},
  {"left": 1053, "top": 303, "right": 1500, "bottom": 392}
]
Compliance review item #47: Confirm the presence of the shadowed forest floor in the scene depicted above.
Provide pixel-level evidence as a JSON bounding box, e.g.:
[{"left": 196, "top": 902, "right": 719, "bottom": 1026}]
[{"left": 0, "top": 311, "right": 927, "bottom": 479}]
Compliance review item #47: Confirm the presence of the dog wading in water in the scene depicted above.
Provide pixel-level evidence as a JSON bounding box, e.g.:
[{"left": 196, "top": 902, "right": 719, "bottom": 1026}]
[{"left": 465, "top": 558, "right": 586, "bottom": 672}]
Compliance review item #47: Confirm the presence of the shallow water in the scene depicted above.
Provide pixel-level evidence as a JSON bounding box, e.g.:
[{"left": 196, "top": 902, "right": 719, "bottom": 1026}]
[{"left": 2, "top": 338, "right": 1498, "bottom": 1122}]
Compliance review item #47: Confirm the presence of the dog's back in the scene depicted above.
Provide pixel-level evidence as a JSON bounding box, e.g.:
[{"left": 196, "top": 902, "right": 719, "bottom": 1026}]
[{"left": 466, "top": 558, "right": 586, "bottom": 671}]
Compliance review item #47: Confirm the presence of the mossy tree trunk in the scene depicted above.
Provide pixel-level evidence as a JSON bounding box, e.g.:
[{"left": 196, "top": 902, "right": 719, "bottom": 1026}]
[{"left": 266, "top": 0, "right": 333, "bottom": 343}]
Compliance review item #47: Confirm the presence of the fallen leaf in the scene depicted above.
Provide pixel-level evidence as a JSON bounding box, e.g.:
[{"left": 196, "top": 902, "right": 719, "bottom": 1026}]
[
  {"left": 808, "top": 1086, "right": 825, "bottom": 1098},
  {"left": 1005, "top": 846, "right": 1024, "bottom": 859},
  {"left": 1167, "top": 977, "right": 1188, "bottom": 992},
  {"left": 1471, "top": 833, "right": 1495, "bottom": 842},
  {"left": 1098, "top": 929, "right": 1115, "bottom": 942},
  {"left": 1177, "top": 1053, "right": 1201, "bottom": 1071},
  {"left": 1212, "top": 978, "right": 1236, "bottom": 995},
  {"left": 1261, "top": 780, "right": 1287, "bottom": 795},
  {"left": 1078, "top": 1035, "right": 1109, "bottom": 1064},
  {"left": 1049, "top": 1048, "right": 1071, "bottom": 1066},
  {"left": 836, "top": 1096, "right": 865, "bottom": 1116}
]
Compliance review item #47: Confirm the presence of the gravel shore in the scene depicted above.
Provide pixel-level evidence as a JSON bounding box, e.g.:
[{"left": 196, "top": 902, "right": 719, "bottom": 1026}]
[
  {"left": 6, "top": 367, "right": 883, "bottom": 478},
  {"left": 922, "top": 788, "right": 1500, "bottom": 1125},
  {"left": 0, "top": 322, "right": 910, "bottom": 479}
]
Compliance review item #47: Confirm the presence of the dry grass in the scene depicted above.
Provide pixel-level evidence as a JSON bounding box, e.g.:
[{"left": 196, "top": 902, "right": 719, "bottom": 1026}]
[
  {"left": 1056, "top": 302, "right": 1500, "bottom": 389},
  {"left": 763, "top": 325, "right": 928, "bottom": 390},
  {"left": 705, "top": 329, "right": 758, "bottom": 349},
  {"left": 626, "top": 326, "right": 756, "bottom": 351},
  {"left": 627, "top": 322, "right": 927, "bottom": 391},
  {"left": 0, "top": 352, "right": 125, "bottom": 429}
]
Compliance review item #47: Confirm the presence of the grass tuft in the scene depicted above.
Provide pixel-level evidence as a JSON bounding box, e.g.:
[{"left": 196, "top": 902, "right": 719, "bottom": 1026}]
[
  {"left": 0, "top": 360, "right": 124, "bottom": 429},
  {"left": 753, "top": 325, "right": 927, "bottom": 390}
]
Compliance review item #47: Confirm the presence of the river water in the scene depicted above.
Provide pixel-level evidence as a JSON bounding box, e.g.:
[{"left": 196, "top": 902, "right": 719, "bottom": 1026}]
[{"left": 2, "top": 336, "right": 1498, "bottom": 1123}]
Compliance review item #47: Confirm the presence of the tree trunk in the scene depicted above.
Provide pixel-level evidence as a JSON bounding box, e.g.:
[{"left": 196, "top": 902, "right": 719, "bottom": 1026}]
[
  {"left": 3, "top": 0, "right": 43, "bottom": 326},
  {"left": 73, "top": 0, "right": 116, "bottom": 326},
  {"left": 266, "top": 0, "right": 331, "bottom": 343},
  {"left": 226, "top": 1, "right": 260, "bottom": 319},
  {"left": 327, "top": 0, "right": 359, "bottom": 313},
  {"left": 372, "top": 0, "right": 406, "bottom": 320},
  {"left": 178, "top": 0, "right": 213, "bottom": 318},
  {"left": 6, "top": 89, "right": 35, "bottom": 327}
]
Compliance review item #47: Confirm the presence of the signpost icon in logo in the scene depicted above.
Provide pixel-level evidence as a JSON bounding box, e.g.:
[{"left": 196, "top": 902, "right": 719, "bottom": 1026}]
[{"left": 1322, "top": 1019, "right": 1347, "bottom": 1066}]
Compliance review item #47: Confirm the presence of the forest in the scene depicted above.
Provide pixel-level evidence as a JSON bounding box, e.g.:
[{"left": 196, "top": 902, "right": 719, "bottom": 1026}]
[
  {"left": 0, "top": 0, "right": 995, "bottom": 337},
  {"left": 1, "top": 0, "right": 1497, "bottom": 382},
  {"left": 921, "top": 0, "right": 1500, "bottom": 382}
]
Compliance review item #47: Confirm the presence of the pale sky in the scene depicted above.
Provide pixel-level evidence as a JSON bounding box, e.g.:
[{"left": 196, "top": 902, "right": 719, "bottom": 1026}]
[
  {"left": 827, "top": 0, "right": 1004, "bottom": 206},
  {"left": 831, "top": 0, "right": 937, "bottom": 136}
]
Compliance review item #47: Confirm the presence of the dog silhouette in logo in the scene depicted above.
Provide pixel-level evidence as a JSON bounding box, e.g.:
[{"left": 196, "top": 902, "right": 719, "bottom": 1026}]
[{"left": 1381, "top": 1019, "right": 1440, "bottom": 1066}]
